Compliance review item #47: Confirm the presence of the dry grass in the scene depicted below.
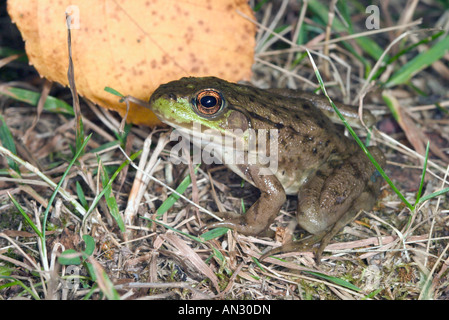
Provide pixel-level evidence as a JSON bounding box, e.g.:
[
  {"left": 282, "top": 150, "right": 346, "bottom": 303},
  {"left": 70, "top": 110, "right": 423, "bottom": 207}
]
[{"left": 0, "top": 0, "right": 449, "bottom": 300}]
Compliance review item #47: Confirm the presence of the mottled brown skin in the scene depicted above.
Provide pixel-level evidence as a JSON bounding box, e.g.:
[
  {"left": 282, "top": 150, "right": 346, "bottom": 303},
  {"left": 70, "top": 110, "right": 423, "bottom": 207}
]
[{"left": 149, "top": 77, "right": 385, "bottom": 262}]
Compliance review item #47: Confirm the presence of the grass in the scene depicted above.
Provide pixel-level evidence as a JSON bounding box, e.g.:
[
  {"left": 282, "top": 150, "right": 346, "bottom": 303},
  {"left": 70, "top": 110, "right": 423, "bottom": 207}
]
[{"left": 0, "top": 0, "right": 449, "bottom": 300}]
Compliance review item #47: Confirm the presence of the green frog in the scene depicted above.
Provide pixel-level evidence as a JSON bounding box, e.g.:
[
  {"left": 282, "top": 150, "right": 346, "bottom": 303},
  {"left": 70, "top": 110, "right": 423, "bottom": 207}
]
[{"left": 148, "top": 76, "right": 385, "bottom": 262}]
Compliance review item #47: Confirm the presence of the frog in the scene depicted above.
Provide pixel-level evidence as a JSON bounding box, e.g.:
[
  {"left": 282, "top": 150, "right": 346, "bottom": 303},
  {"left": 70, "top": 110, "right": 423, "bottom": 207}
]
[{"left": 147, "top": 76, "right": 385, "bottom": 262}]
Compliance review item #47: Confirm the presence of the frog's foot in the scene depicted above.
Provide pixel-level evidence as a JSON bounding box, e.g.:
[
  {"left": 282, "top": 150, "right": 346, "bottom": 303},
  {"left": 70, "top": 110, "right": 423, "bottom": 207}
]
[
  {"left": 204, "top": 216, "right": 274, "bottom": 237},
  {"left": 260, "top": 206, "right": 369, "bottom": 263},
  {"left": 259, "top": 232, "right": 326, "bottom": 262},
  {"left": 200, "top": 211, "right": 241, "bottom": 226},
  {"left": 200, "top": 210, "right": 243, "bottom": 229},
  {"left": 210, "top": 211, "right": 244, "bottom": 221}
]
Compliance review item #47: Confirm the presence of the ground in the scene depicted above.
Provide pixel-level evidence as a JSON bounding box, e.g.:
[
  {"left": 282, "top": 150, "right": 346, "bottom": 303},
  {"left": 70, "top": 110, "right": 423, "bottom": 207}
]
[{"left": 0, "top": 0, "right": 448, "bottom": 300}]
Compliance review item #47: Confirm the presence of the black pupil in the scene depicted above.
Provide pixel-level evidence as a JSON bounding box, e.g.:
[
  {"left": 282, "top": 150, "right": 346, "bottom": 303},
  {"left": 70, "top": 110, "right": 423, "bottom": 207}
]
[{"left": 200, "top": 95, "right": 217, "bottom": 108}]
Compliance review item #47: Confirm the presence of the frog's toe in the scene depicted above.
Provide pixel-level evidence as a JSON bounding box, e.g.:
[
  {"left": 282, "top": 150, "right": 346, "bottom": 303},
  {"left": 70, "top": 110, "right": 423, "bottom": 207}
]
[
  {"left": 201, "top": 211, "right": 241, "bottom": 225},
  {"left": 213, "top": 211, "right": 244, "bottom": 220},
  {"left": 259, "top": 238, "right": 316, "bottom": 261},
  {"left": 312, "top": 232, "right": 335, "bottom": 263},
  {"left": 204, "top": 218, "right": 245, "bottom": 234},
  {"left": 259, "top": 233, "right": 326, "bottom": 262},
  {"left": 204, "top": 217, "right": 270, "bottom": 237}
]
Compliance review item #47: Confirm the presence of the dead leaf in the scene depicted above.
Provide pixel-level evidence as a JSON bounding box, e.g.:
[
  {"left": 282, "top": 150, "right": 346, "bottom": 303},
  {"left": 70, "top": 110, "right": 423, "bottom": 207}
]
[
  {"left": 7, "top": 0, "right": 256, "bottom": 126},
  {"left": 383, "top": 90, "right": 449, "bottom": 162}
]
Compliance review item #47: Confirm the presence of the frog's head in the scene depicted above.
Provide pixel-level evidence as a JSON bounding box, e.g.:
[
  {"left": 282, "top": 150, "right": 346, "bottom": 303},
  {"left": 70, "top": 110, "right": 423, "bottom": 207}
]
[{"left": 148, "top": 77, "right": 252, "bottom": 137}]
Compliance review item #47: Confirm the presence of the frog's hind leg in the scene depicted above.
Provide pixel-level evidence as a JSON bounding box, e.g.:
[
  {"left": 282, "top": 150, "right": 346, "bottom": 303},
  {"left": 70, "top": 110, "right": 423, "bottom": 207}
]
[
  {"left": 260, "top": 148, "right": 384, "bottom": 263},
  {"left": 201, "top": 212, "right": 277, "bottom": 238},
  {"left": 312, "top": 190, "right": 381, "bottom": 261},
  {"left": 260, "top": 186, "right": 381, "bottom": 263},
  {"left": 259, "top": 232, "right": 326, "bottom": 261},
  {"left": 259, "top": 206, "right": 360, "bottom": 263}
]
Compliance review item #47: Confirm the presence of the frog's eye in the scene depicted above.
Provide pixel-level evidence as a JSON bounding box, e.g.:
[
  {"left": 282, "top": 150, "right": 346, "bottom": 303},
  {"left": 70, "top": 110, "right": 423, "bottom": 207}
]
[{"left": 194, "top": 89, "right": 224, "bottom": 117}]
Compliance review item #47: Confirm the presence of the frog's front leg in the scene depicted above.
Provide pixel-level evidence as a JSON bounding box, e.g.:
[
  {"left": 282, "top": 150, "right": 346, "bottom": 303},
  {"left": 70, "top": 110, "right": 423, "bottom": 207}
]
[{"left": 206, "top": 164, "right": 286, "bottom": 236}]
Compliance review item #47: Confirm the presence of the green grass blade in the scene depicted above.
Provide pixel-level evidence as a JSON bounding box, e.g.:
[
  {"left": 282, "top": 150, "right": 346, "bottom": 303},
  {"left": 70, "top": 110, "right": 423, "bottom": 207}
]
[
  {"left": 94, "top": 266, "right": 120, "bottom": 300},
  {"left": 8, "top": 193, "right": 43, "bottom": 238},
  {"left": 252, "top": 257, "right": 266, "bottom": 274},
  {"left": 0, "top": 265, "right": 13, "bottom": 277},
  {"left": 308, "top": 0, "right": 344, "bottom": 29},
  {"left": 305, "top": 271, "right": 361, "bottom": 292},
  {"left": 38, "top": 134, "right": 92, "bottom": 272},
  {"left": 372, "top": 31, "right": 445, "bottom": 82},
  {"left": 89, "top": 140, "right": 120, "bottom": 154},
  {"left": 76, "top": 181, "right": 89, "bottom": 209},
  {"left": 417, "top": 187, "right": 449, "bottom": 204},
  {"left": 83, "top": 150, "right": 141, "bottom": 228},
  {"left": 75, "top": 116, "right": 85, "bottom": 157},
  {"left": 0, "top": 276, "right": 40, "bottom": 300},
  {"left": 155, "top": 164, "right": 200, "bottom": 218},
  {"left": 0, "top": 114, "right": 20, "bottom": 174},
  {"left": 253, "top": 0, "right": 270, "bottom": 12},
  {"left": 114, "top": 122, "right": 132, "bottom": 146},
  {"left": 143, "top": 217, "right": 204, "bottom": 243},
  {"left": 104, "top": 86, "right": 124, "bottom": 98},
  {"left": 336, "top": 1, "right": 352, "bottom": 29},
  {"left": 386, "top": 35, "right": 449, "bottom": 87},
  {"left": 333, "top": 94, "right": 412, "bottom": 209},
  {"left": 0, "top": 87, "right": 74, "bottom": 116},
  {"left": 382, "top": 92, "right": 400, "bottom": 121},
  {"left": 363, "top": 288, "right": 382, "bottom": 299},
  {"left": 42, "top": 134, "right": 92, "bottom": 234},
  {"left": 99, "top": 159, "right": 125, "bottom": 232},
  {"left": 307, "top": 50, "right": 413, "bottom": 210},
  {"left": 308, "top": 0, "right": 385, "bottom": 62},
  {"left": 143, "top": 218, "right": 229, "bottom": 246},
  {"left": 0, "top": 48, "right": 28, "bottom": 62},
  {"left": 355, "top": 36, "right": 385, "bottom": 62},
  {"left": 200, "top": 227, "right": 229, "bottom": 241},
  {"left": 211, "top": 247, "right": 225, "bottom": 263},
  {"left": 414, "top": 141, "right": 430, "bottom": 206},
  {"left": 436, "top": 0, "right": 449, "bottom": 8},
  {"left": 82, "top": 284, "right": 98, "bottom": 300}
]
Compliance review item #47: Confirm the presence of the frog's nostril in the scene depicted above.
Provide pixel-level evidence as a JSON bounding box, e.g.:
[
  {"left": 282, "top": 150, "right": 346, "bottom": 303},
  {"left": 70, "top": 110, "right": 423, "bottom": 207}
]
[{"left": 167, "top": 93, "right": 177, "bottom": 100}]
